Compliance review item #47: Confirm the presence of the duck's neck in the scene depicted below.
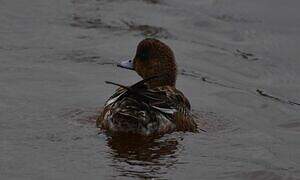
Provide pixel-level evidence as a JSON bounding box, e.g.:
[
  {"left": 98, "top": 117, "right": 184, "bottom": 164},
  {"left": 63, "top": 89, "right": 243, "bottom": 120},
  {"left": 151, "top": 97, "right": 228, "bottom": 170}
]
[{"left": 146, "top": 75, "right": 176, "bottom": 88}]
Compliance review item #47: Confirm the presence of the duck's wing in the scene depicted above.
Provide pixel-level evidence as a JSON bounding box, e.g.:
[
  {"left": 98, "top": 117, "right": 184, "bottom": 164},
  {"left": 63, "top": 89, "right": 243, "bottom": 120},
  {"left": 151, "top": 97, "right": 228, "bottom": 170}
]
[
  {"left": 97, "top": 77, "right": 159, "bottom": 130},
  {"left": 146, "top": 86, "right": 197, "bottom": 132},
  {"left": 103, "top": 75, "right": 162, "bottom": 106}
]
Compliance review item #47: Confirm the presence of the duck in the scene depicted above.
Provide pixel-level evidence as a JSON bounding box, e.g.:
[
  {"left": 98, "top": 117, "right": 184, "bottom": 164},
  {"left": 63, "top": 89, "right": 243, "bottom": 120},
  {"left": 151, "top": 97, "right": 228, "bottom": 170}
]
[{"left": 97, "top": 38, "right": 197, "bottom": 135}]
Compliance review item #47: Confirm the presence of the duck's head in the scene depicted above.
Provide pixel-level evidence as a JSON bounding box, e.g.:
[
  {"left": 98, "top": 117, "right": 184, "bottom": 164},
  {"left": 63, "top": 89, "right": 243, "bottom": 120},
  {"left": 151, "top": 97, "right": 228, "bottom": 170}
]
[{"left": 118, "top": 38, "right": 177, "bottom": 88}]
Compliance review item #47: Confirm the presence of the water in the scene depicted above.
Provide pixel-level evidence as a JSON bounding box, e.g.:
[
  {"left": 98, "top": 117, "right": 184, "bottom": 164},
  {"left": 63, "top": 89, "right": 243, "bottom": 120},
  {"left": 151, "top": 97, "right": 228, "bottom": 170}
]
[{"left": 0, "top": 0, "right": 299, "bottom": 179}]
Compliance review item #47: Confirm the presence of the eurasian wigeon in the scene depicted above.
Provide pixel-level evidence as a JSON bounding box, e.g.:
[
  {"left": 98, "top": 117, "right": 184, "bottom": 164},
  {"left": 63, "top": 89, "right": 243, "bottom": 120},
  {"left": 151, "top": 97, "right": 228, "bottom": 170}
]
[{"left": 97, "top": 38, "right": 197, "bottom": 135}]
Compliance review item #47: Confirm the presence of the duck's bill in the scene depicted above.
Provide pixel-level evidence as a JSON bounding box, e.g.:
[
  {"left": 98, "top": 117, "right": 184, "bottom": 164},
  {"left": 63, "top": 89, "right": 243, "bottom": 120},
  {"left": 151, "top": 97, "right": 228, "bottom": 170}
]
[{"left": 117, "top": 59, "right": 134, "bottom": 70}]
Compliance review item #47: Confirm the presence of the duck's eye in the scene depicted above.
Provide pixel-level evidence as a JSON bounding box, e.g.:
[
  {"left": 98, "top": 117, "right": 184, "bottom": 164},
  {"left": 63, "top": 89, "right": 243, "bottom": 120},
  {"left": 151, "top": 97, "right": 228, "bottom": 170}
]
[
  {"left": 140, "top": 53, "right": 146, "bottom": 59},
  {"left": 139, "top": 51, "right": 149, "bottom": 60}
]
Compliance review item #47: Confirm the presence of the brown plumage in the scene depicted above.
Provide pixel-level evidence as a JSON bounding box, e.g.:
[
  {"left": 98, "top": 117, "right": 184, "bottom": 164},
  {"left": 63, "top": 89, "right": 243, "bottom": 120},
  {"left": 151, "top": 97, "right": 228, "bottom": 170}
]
[
  {"left": 97, "top": 38, "right": 197, "bottom": 135},
  {"left": 133, "top": 38, "right": 177, "bottom": 87}
]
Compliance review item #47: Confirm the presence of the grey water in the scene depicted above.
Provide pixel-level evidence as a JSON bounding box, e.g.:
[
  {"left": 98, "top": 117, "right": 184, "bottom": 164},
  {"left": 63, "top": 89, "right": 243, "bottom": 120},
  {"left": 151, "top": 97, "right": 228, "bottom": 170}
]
[{"left": 0, "top": 0, "right": 300, "bottom": 179}]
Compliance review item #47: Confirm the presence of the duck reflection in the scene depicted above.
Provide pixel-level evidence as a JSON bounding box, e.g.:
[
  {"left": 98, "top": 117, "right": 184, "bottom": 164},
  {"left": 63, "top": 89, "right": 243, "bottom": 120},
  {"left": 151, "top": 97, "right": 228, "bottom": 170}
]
[{"left": 106, "top": 133, "right": 181, "bottom": 179}]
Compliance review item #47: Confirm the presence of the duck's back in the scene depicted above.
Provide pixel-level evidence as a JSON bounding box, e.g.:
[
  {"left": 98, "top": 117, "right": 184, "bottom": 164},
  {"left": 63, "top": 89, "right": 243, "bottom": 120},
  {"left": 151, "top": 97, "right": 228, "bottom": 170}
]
[{"left": 97, "top": 85, "right": 197, "bottom": 135}]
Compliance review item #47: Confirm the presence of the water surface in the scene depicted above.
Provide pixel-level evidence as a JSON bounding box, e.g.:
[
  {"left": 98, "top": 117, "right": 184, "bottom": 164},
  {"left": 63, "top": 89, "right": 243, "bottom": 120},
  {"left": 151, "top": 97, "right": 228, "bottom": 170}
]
[{"left": 0, "top": 0, "right": 300, "bottom": 179}]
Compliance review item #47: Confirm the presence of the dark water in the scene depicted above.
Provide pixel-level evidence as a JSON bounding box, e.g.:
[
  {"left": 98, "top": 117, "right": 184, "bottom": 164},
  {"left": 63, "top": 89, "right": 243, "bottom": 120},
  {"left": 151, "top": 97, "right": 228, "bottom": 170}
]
[{"left": 0, "top": 0, "right": 300, "bottom": 179}]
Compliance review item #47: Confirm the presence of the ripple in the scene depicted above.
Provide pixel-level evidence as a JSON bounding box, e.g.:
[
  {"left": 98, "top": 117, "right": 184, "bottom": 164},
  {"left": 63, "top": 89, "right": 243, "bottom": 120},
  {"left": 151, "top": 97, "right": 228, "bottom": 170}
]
[
  {"left": 234, "top": 170, "right": 287, "bottom": 180},
  {"left": 214, "top": 14, "right": 262, "bottom": 23},
  {"left": 70, "top": 15, "right": 120, "bottom": 30},
  {"left": 105, "top": 133, "right": 183, "bottom": 179},
  {"left": 142, "top": 0, "right": 161, "bottom": 4},
  {"left": 192, "top": 109, "right": 235, "bottom": 133},
  {"left": 235, "top": 49, "right": 259, "bottom": 61},
  {"left": 122, "top": 21, "right": 172, "bottom": 39},
  {"left": 62, "top": 50, "right": 116, "bottom": 66},
  {"left": 278, "top": 121, "right": 300, "bottom": 132},
  {"left": 61, "top": 107, "right": 100, "bottom": 126}
]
